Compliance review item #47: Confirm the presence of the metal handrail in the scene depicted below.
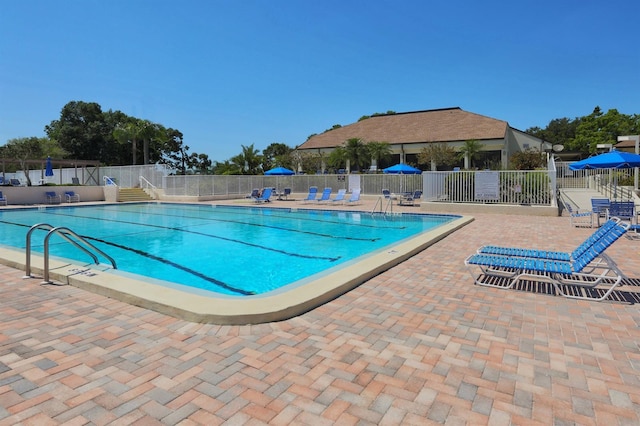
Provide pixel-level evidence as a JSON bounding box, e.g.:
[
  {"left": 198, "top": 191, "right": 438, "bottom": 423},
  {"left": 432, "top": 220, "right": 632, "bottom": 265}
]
[
  {"left": 25, "top": 223, "right": 117, "bottom": 283},
  {"left": 139, "top": 175, "right": 157, "bottom": 190},
  {"left": 370, "top": 196, "right": 394, "bottom": 215}
]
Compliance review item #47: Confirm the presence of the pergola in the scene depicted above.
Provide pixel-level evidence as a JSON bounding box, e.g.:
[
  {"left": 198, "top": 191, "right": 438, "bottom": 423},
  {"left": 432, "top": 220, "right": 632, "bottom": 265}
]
[{"left": 0, "top": 158, "right": 102, "bottom": 185}]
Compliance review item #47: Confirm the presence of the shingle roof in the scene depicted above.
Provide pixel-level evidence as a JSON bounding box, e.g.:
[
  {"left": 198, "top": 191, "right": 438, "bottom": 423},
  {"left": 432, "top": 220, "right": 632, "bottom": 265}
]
[{"left": 298, "top": 107, "right": 509, "bottom": 150}]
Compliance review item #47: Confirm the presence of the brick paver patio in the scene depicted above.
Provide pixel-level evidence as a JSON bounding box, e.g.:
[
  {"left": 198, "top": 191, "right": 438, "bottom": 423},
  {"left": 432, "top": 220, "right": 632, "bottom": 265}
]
[{"left": 1, "top": 201, "right": 640, "bottom": 425}]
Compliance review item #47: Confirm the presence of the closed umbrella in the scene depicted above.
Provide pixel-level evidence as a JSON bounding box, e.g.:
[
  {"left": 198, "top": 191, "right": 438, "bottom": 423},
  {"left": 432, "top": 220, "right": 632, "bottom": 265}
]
[{"left": 45, "top": 156, "right": 54, "bottom": 177}]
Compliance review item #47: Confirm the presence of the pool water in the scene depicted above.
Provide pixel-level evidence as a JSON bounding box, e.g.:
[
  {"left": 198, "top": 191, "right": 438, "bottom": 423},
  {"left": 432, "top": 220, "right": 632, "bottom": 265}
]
[{"left": 0, "top": 204, "right": 457, "bottom": 295}]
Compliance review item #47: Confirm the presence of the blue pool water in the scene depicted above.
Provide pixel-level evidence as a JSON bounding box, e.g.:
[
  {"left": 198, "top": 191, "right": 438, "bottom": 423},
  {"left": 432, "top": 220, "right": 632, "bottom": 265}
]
[{"left": 0, "top": 204, "right": 457, "bottom": 295}]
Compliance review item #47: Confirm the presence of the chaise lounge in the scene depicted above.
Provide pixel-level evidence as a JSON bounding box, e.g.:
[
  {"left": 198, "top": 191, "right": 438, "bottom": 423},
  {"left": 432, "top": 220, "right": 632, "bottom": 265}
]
[{"left": 465, "top": 219, "right": 630, "bottom": 301}]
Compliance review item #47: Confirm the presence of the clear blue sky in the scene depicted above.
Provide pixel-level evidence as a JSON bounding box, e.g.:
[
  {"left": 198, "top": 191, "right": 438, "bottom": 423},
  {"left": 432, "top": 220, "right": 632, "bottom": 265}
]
[{"left": 1, "top": 0, "right": 638, "bottom": 163}]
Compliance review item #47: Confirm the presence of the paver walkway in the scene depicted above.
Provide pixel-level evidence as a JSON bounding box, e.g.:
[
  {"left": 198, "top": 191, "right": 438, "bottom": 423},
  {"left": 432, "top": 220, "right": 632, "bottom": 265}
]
[{"left": 1, "top": 200, "right": 640, "bottom": 424}]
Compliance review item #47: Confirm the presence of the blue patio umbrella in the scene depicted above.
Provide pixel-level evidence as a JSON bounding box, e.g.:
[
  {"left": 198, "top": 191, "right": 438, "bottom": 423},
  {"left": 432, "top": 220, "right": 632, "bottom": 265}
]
[
  {"left": 569, "top": 150, "right": 640, "bottom": 170},
  {"left": 45, "top": 156, "right": 54, "bottom": 177},
  {"left": 383, "top": 163, "right": 422, "bottom": 174},
  {"left": 265, "top": 166, "right": 295, "bottom": 175},
  {"left": 570, "top": 150, "right": 640, "bottom": 200}
]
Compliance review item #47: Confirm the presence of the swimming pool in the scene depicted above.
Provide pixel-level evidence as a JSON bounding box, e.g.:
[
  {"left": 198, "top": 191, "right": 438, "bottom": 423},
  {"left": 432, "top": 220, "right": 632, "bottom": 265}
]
[{"left": 0, "top": 203, "right": 472, "bottom": 323}]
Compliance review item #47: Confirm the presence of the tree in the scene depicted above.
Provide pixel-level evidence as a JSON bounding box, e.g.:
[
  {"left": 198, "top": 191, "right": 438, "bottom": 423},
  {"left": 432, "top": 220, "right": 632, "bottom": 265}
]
[
  {"left": 230, "top": 144, "right": 263, "bottom": 175},
  {"left": 417, "top": 143, "right": 457, "bottom": 170},
  {"left": 0, "top": 137, "right": 64, "bottom": 185},
  {"left": 326, "top": 146, "right": 347, "bottom": 172},
  {"left": 569, "top": 107, "right": 638, "bottom": 154},
  {"left": 509, "top": 147, "right": 545, "bottom": 170},
  {"left": 343, "top": 138, "right": 369, "bottom": 172},
  {"left": 458, "top": 139, "right": 482, "bottom": 169},
  {"left": 366, "top": 141, "right": 392, "bottom": 171},
  {"left": 262, "top": 142, "right": 293, "bottom": 171},
  {"left": 45, "top": 101, "right": 109, "bottom": 161}
]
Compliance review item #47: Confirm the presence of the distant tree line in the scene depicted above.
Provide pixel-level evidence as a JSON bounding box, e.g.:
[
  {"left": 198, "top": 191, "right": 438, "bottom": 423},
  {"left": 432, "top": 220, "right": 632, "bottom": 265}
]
[{"left": 525, "top": 106, "right": 640, "bottom": 155}]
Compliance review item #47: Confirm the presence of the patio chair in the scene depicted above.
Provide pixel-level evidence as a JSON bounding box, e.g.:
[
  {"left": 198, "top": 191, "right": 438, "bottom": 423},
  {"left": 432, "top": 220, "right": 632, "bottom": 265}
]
[
  {"left": 606, "top": 201, "right": 635, "bottom": 223},
  {"left": 591, "top": 198, "right": 610, "bottom": 226},
  {"left": 71, "top": 177, "right": 80, "bottom": 185},
  {"left": 253, "top": 187, "right": 272, "bottom": 203},
  {"left": 0, "top": 191, "right": 6, "bottom": 206},
  {"left": 399, "top": 190, "right": 422, "bottom": 206},
  {"left": 312, "top": 187, "right": 332, "bottom": 203},
  {"left": 301, "top": 186, "right": 319, "bottom": 203},
  {"left": 328, "top": 188, "right": 346, "bottom": 203},
  {"left": 477, "top": 218, "right": 621, "bottom": 261},
  {"left": 10, "top": 179, "right": 21, "bottom": 186},
  {"left": 465, "top": 220, "right": 630, "bottom": 301},
  {"left": 64, "top": 191, "right": 80, "bottom": 203},
  {"left": 560, "top": 194, "right": 593, "bottom": 227},
  {"left": 246, "top": 188, "right": 260, "bottom": 199},
  {"left": 344, "top": 189, "right": 361, "bottom": 205},
  {"left": 45, "top": 191, "right": 61, "bottom": 204}
]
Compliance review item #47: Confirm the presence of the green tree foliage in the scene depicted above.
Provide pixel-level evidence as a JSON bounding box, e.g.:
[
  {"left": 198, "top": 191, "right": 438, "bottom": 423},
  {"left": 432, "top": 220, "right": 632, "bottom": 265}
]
[
  {"left": 509, "top": 148, "right": 545, "bottom": 170},
  {"left": 43, "top": 100, "right": 203, "bottom": 167},
  {"left": 458, "top": 139, "right": 482, "bottom": 169},
  {"left": 45, "top": 101, "right": 109, "bottom": 161},
  {"left": 366, "top": 141, "right": 392, "bottom": 171},
  {"left": 526, "top": 106, "right": 640, "bottom": 156},
  {"left": 0, "top": 137, "right": 65, "bottom": 185},
  {"left": 158, "top": 128, "right": 210, "bottom": 174},
  {"left": 417, "top": 143, "right": 457, "bottom": 170},
  {"left": 230, "top": 144, "right": 263, "bottom": 175},
  {"left": 326, "top": 146, "right": 347, "bottom": 171},
  {"left": 343, "top": 138, "right": 369, "bottom": 172},
  {"left": 262, "top": 142, "right": 293, "bottom": 171}
]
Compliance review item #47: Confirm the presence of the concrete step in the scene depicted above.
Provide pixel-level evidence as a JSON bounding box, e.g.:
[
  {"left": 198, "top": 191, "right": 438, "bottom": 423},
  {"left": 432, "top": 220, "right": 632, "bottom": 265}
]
[{"left": 118, "top": 187, "right": 153, "bottom": 202}]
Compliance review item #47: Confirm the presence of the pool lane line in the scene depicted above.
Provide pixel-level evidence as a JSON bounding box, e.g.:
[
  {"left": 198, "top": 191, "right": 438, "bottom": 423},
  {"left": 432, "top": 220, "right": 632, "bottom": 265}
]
[
  {"left": 116, "top": 204, "right": 409, "bottom": 231},
  {"left": 0, "top": 219, "right": 259, "bottom": 296},
  {"left": 0, "top": 216, "right": 341, "bottom": 262},
  {"left": 42, "top": 209, "right": 380, "bottom": 243}
]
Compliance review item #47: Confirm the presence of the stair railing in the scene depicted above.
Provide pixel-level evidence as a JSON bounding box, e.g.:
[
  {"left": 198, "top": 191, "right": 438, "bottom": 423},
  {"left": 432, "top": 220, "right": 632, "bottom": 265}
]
[{"left": 25, "top": 223, "right": 117, "bottom": 284}]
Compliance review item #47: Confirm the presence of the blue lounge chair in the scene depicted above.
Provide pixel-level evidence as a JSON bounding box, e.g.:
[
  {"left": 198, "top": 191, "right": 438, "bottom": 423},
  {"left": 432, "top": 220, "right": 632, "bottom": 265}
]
[
  {"left": 313, "top": 187, "right": 332, "bottom": 203},
  {"left": 477, "top": 218, "right": 621, "bottom": 261},
  {"left": 301, "top": 186, "right": 319, "bottom": 203},
  {"left": 65, "top": 191, "right": 80, "bottom": 203},
  {"left": 329, "top": 189, "right": 347, "bottom": 203},
  {"left": 45, "top": 191, "right": 61, "bottom": 204},
  {"left": 465, "top": 220, "right": 630, "bottom": 301},
  {"left": 254, "top": 187, "right": 272, "bottom": 203},
  {"left": 344, "top": 189, "right": 361, "bottom": 205},
  {"left": 0, "top": 191, "right": 6, "bottom": 206}
]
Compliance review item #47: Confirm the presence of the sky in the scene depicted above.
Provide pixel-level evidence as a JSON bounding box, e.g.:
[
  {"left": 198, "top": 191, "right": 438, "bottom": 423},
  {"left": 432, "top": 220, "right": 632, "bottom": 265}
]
[{"left": 1, "top": 0, "right": 639, "bottom": 163}]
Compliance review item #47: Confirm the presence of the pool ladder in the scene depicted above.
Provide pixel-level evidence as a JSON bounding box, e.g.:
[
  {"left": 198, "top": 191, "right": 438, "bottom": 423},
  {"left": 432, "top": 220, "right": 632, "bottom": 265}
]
[
  {"left": 370, "top": 196, "right": 395, "bottom": 216},
  {"left": 25, "top": 223, "right": 117, "bottom": 284}
]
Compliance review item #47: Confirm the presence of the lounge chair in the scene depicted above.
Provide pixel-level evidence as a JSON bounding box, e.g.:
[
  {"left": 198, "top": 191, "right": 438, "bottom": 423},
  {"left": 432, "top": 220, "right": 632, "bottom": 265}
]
[
  {"left": 399, "top": 190, "right": 422, "bottom": 206},
  {"left": 65, "top": 191, "right": 80, "bottom": 203},
  {"left": 328, "top": 188, "right": 347, "bottom": 203},
  {"left": 10, "top": 179, "right": 21, "bottom": 186},
  {"left": 254, "top": 187, "right": 272, "bottom": 203},
  {"left": 0, "top": 191, "right": 6, "bottom": 206},
  {"left": 71, "top": 177, "right": 80, "bottom": 185},
  {"left": 246, "top": 188, "right": 260, "bottom": 199},
  {"left": 560, "top": 195, "right": 593, "bottom": 227},
  {"left": 344, "top": 189, "right": 361, "bottom": 205},
  {"left": 313, "top": 187, "right": 332, "bottom": 203},
  {"left": 301, "top": 186, "right": 319, "bottom": 203},
  {"left": 45, "top": 191, "right": 61, "bottom": 204},
  {"left": 465, "top": 219, "right": 630, "bottom": 301},
  {"left": 477, "top": 218, "right": 621, "bottom": 261},
  {"left": 606, "top": 201, "right": 635, "bottom": 223}
]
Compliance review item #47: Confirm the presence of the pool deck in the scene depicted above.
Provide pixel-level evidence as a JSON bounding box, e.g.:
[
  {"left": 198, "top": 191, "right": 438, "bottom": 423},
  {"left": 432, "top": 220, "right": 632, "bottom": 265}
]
[{"left": 1, "top": 197, "right": 640, "bottom": 424}]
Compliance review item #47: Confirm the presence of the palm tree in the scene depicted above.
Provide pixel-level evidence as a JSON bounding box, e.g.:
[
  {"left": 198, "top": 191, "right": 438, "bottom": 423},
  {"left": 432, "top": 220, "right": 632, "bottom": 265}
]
[
  {"left": 366, "top": 141, "right": 393, "bottom": 172},
  {"left": 459, "top": 139, "right": 482, "bottom": 169},
  {"left": 343, "top": 138, "right": 369, "bottom": 172},
  {"left": 230, "top": 144, "right": 263, "bottom": 175}
]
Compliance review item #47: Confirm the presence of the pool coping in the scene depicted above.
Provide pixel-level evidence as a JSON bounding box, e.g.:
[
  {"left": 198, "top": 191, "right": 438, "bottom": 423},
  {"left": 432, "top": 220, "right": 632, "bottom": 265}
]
[{"left": 0, "top": 213, "right": 474, "bottom": 325}]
